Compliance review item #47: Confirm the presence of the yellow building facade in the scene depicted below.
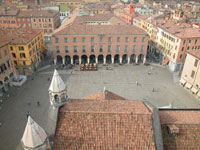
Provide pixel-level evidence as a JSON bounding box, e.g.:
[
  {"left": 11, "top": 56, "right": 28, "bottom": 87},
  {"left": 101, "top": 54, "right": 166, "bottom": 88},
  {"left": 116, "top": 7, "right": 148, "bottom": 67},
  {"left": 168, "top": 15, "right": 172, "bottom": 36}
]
[{"left": 9, "top": 29, "right": 45, "bottom": 75}]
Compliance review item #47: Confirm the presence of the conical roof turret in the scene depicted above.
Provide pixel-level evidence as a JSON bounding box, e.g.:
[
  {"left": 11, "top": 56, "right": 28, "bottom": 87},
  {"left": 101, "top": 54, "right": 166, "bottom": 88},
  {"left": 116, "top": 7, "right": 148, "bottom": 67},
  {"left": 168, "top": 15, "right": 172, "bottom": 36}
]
[
  {"left": 49, "top": 69, "right": 66, "bottom": 93},
  {"left": 21, "top": 116, "right": 47, "bottom": 148}
]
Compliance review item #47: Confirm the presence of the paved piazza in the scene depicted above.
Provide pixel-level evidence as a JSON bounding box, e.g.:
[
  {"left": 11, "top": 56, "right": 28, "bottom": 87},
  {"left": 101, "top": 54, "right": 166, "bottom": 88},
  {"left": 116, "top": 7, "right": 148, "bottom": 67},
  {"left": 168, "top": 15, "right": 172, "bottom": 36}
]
[{"left": 0, "top": 64, "right": 200, "bottom": 150}]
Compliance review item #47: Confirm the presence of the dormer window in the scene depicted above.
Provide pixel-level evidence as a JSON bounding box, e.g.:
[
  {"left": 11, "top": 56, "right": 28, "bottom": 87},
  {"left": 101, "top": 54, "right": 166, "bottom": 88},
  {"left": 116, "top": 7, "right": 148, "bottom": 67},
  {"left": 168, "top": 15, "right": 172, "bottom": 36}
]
[{"left": 167, "top": 124, "right": 179, "bottom": 137}]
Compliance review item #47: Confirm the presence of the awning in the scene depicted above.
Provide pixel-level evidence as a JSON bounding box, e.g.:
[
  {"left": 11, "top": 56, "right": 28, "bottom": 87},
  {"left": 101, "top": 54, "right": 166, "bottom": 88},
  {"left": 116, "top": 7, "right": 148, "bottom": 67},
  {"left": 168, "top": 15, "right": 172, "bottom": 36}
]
[
  {"left": 185, "top": 82, "right": 192, "bottom": 89},
  {"left": 179, "top": 78, "right": 186, "bottom": 85},
  {"left": 164, "top": 57, "right": 169, "bottom": 64},
  {"left": 191, "top": 87, "right": 198, "bottom": 94}
]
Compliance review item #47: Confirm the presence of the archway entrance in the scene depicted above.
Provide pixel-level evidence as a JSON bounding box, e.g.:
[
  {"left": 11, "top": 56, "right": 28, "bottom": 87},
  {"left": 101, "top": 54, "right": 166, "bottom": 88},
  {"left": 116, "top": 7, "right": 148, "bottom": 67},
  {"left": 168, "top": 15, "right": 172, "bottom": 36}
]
[
  {"left": 73, "top": 55, "right": 79, "bottom": 64},
  {"left": 138, "top": 54, "right": 144, "bottom": 63},
  {"left": 56, "top": 55, "right": 62, "bottom": 65},
  {"left": 122, "top": 54, "right": 128, "bottom": 64},
  {"left": 65, "top": 55, "right": 71, "bottom": 65},
  {"left": 81, "top": 55, "right": 88, "bottom": 64},
  {"left": 98, "top": 55, "right": 104, "bottom": 64},
  {"left": 90, "top": 55, "right": 96, "bottom": 63},
  {"left": 106, "top": 55, "right": 112, "bottom": 64},
  {"left": 130, "top": 54, "right": 136, "bottom": 63},
  {"left": 114, "top": 54, "right": 120, "bottom": 64}
]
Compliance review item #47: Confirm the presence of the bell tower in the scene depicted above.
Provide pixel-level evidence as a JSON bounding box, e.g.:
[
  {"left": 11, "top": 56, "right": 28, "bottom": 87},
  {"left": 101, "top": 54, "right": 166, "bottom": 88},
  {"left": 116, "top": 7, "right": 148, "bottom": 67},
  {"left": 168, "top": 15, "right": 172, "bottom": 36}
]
[{"left": 49, "top": 69, "right": 69, "bottom": 107}]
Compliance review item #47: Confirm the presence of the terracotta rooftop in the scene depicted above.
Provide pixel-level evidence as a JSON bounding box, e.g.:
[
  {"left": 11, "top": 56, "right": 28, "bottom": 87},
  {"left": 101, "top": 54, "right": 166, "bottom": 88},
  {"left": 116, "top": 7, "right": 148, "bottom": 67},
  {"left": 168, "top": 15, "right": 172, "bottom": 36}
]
[
  {"left": 73, "top": 13, "right": 126, "bottom": 25},
  {"left": 159, "top": 109, "right": 200, "bottom": 124},
  {"left": 159, "top": 109, "right": 200, "bottom": 150},
  {"left": 53, "top": 99, "right": 156, "bottom": 150},
  {"left": 18, "top": 9, "right": 59, "bottom": 18},
  {"left": 73, "top": 13, "right": 113, "bottom": 23},
  {"left": 0, "top": 9, "right": 19, "bottom": 16},
  {"left": 60, "top": 99, "right": 152, "bottom": 114},
  {"left": 3, "top": 28, "right": 42, "bottom": 45},
  {"left": 54, "top": 24, "right": 147, "bottom": 35},
  {"left": 147, "top": 17, "right": 200, "bottom": 38},
  {"left": 83, "top": 90, "right": 127, "bottom": 100}
]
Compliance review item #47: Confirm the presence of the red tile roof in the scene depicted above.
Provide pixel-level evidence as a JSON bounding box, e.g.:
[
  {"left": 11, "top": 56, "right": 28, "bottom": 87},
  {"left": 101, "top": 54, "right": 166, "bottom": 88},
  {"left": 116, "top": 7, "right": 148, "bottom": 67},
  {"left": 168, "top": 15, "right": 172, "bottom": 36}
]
[
  {"left": 53, "top": 99, "right": 156, "bottom": 150},
  {"left": 159, "top": 110, "right": 200, "bottom": 150},
  {"left": 83, "top": 90, "right": 127, "bottom": 100},
  {"left": 54, "top": 24, "right": 147, "bottom": 35},
  {"left": 18, "top": 9, "right": 59, "bottom": 18},
  {"left": 2, "top": 28, "right": 42, "bottom": 45}
]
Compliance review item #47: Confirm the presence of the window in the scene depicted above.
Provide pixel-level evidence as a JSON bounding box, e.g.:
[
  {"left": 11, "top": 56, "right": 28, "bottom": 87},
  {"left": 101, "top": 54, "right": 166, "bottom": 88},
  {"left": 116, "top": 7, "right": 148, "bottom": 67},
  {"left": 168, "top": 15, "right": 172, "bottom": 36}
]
[
  {"left": 7, "top": 60, "right": 10, "bottom": 68},
  {"left": 181, "top": 47, "right": 184, "bottom": 51},
  {"left": 134, "top": 37, "right": 137, "bottom": 42},
  {"left": 195, "top": 39, "right": 198, "bottom": 45},
  {"left": 191, "top": 70, "right": 195, "bottom": 78},
  {"left": 20, "top": 53, "right": 26, "bottom": 58},
  {"left": 116, "top": 45, "right": 120, "bottom": 52},
  {"left": 140, "top": 45, "right": 144, "bottom": 52},
  {"left": 73, "top": 37, "right": 77, "bottom": 43},
  {"left": 55, "top": 38, "right": 59, "bottom": 43},
  {"left": 49, "top": 19, "right": 51, "bottom": 22},
  {"left": 142, "top": 37, "right": 145, "bottom": 42},
  {"left": 12, "top": 53, "right": 16, "bottom": 58},
  {"left": 10, "top": 46, "right": 13, "bottom": 50},
  {"left": 4, "top": 50, "right": 7, "bottom": 56},
  {"left": 180, "top": 54, "right": 182, "bottom": 59},
  {"left": 82, "top": 46, "right": 86, "bottom": 53},
  {"left": 125, "top": 37, "right": 129, "bottom": 42},
  {"left": 23, "top": 24, "right": 26, "bottom": 27},
  {"left": 74, "top": 46, "right": 77, "bottom": 53},
  {"left": 82, "top": 37, "right": 86, "bottom": 42},
  {"left": 100, "top": 37, "right": 103, "bottom": 42},
  {"left": 108, "top": 45, "right": 111, "bottom": 52},
  {"left": 33, "top": 19, "right": 36, "bottom": 22},
  {"left": 64, "top": 38, "right": 68, "bottom": 43},
  {"left": 132, "top": 45, "right": 136, "bottom": 52},
  {"left": 124, "top": 45, "right": 128, "bottom": 52},
  {"left": 56, "top": 46, "right": 60, "bottom": 53},
  {"left": 91, "top": 37, "right": 94, "bottom": 42},
  {"left": 29, "top": 50, "right": 32, "bottom": 56},
  {"left": 27, "top": 18, "right": 30, "bottom": 22},
  {"left": 23, "top": 18, "right": 25, "bottom": 22},
  {"left": 108, "top": 37, "right": 112, "bottom": 42},
  {"left": 23, "top": 61, "right": 26, "bottom": 65},
  {"left": 14, "top": 61, "right": 17, "bottom": 65},
  {"left": 49, "top": 24, "right": 52, "bottom": 27},
  {"left": 65, "top": 46, "right": 69, "bottom": 53},
  {"left": 189, "top": 40, "right": 191, "bottom": 43},
  {"left": 194, "top": 59, "right": 199, "bottom": 67},
  {"left": 99, "top": 45, "right": 103, "bottom": 52},
  {"left": 39, "top": 19, "right": 41, "bottom": 22},
  {"left": 91, "top": 46, "right": 94, "bottom": 52},
  {"left": 28, "top": 24, "right": 31, "bottom": 27},
  {"left": 117, "top": 37, "right": 120, "bottom": 42},
  {"left": 19, "top": 46, "right": 24, "bottom": 51}
]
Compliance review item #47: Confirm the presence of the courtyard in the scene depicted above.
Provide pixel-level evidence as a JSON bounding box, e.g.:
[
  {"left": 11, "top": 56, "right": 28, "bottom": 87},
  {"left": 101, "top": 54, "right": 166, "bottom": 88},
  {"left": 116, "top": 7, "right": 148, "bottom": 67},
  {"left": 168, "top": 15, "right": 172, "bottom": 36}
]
[{"left": 0, "top": 64, "right": 200, "bottom": 150}]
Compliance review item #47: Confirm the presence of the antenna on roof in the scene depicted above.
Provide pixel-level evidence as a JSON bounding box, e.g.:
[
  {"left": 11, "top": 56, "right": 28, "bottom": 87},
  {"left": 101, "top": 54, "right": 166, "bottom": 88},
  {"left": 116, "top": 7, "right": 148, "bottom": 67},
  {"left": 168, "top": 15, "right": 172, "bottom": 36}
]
[
  {"left": 169, "top": 102, "right": 173, "bottom": 108},
  {"left": 103, "top": 86, "right": 106, "bottom": 93}
]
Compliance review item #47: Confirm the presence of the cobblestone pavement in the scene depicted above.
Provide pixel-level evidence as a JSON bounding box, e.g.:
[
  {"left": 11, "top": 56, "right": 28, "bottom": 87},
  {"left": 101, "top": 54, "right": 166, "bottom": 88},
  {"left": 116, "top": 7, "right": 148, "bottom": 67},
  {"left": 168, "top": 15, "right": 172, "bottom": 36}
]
[{"left": 0, "top": 64, "right": 200, "bottom": 150}]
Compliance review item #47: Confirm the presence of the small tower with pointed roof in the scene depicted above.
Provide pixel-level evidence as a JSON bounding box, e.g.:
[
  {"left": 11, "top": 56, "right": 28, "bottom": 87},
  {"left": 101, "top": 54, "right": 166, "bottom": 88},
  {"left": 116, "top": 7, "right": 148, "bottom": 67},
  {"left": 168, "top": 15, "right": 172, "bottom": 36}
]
[
  {"left": 49, "top": 69, "right": 69, "bottom": 107},
  {"left": 21, "top": 116, "right": 49, "bottom": 150}
]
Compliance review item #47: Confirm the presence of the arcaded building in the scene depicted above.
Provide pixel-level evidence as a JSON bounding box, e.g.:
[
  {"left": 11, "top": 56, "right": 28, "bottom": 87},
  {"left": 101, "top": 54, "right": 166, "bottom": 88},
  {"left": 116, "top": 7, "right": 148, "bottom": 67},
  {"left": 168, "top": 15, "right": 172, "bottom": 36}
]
[{"left": 52, "top": 23, "right": 149, "bottom": 65}]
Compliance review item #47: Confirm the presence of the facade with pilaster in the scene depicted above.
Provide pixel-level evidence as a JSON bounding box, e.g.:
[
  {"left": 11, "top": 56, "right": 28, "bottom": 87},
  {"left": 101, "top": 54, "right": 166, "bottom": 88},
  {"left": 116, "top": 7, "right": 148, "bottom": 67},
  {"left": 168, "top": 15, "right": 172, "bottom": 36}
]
[
  {"left": 0, "top": 39, "right": 15, "bottom": 96},
  {"left": 52, "top": 24, "right": 149, "bottom": 65},
  {"left": 8, "top": 28, "right": 45, "bottom": 75}
]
